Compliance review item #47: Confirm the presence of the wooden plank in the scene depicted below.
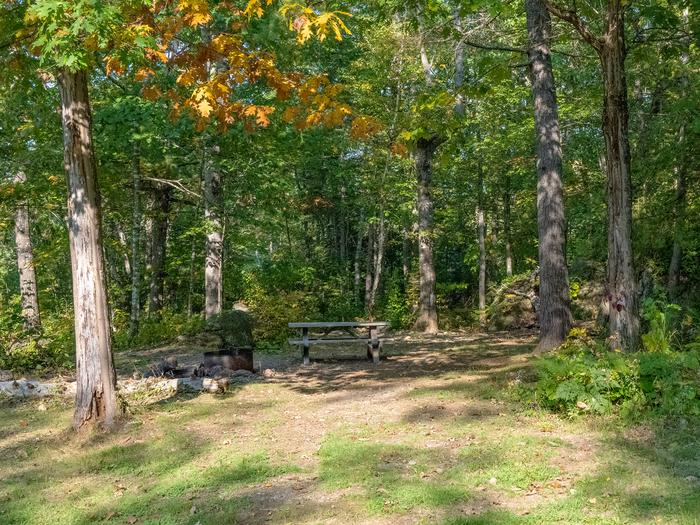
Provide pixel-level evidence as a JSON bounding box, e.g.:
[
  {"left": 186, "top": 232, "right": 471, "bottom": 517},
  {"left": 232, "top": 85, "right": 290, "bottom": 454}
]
[
  {"left": 289, "top": 338, "right": 371, "bottom": 345},
  {"left": 302, "top": 327, "right": 310, "bottom": 365},
  {"left": 288, "top": 321, "right": 389, "bottom": 328}
]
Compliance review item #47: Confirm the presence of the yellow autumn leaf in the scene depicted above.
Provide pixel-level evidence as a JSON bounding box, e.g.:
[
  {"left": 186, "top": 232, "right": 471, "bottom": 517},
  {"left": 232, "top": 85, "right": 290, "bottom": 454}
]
[{"left": 197, "top": 99, "right": 214, "bottom": 117}]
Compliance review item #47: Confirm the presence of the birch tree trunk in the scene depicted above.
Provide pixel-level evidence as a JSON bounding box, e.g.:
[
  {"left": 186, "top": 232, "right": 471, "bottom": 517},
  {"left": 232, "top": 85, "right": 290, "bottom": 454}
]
[
  {"left": 413, "top": 137, "right": 439, "bottom": 334},
  {"left": 128, "top": 142, "right": 141, "bottom": 338},
  {"left": 58, "top": 69, "right": 119, "bottom": 429},
  {"left": 526, "top": 0, "right": 572, "bottom": 350},
  {"left": 13, "top": 171, "right": 41, "bottom": 331},
  {"left": 203, "top": 143, "right": 223, "bottom": 321}
]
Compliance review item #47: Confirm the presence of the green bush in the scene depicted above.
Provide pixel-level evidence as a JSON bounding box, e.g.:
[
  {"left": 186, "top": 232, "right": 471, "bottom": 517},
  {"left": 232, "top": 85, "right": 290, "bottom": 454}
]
[
  {"left": 0, "top": 310, "right": 74, "bottom": 372},
  {"left": 532, "top": 329, "right": 700, "bottom": 418},
  {"left": 113, "top": 311, "right": 205, "bottom": 350}
]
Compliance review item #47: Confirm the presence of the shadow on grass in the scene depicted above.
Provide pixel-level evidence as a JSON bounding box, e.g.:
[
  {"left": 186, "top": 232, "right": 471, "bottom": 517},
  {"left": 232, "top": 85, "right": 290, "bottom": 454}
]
[{"left": 273, "top": 333, "right": 535, "bottom": 396}]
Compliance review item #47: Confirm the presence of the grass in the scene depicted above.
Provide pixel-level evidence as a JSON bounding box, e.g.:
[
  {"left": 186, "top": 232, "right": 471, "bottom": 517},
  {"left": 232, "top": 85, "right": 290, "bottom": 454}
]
[{"left": 1, "top": 336, "right": 699, "bottom": 524}]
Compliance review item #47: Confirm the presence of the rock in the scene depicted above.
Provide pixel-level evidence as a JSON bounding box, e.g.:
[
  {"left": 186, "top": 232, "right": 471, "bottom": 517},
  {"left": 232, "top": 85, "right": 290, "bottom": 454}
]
[
  {"left": 0, "top": 379, "right": 76, "bottom": 398},
  {"left": 203, "top": 304, "right": 255, "bottom": 349},
  {"left": 262, "top": 368, "right": 276, "bottom": 378},
  {"left": 0, "top": 370, "right": 12, "bottom": 381},
  {"left": 488, "top": 272, "right": 539, "bottom": 331}
]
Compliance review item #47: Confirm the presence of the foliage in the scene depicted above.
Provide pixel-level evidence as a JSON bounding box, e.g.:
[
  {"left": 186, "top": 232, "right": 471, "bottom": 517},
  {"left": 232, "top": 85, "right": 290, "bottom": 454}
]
[
  {"left": 113, "top": 310, "right": 205, "bottom": 351},
  {"left": 533, "top": 328, "right": 700, "bottom": 418}
]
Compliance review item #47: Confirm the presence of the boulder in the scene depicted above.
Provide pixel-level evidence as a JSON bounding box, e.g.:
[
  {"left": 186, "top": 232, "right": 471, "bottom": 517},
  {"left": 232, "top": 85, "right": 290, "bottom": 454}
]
[
  {"left": 204, "top": 303, "right": 255, "bottom": 350},
  {"left": 488, "top": 271, "right": 539, "bottom": 331}
]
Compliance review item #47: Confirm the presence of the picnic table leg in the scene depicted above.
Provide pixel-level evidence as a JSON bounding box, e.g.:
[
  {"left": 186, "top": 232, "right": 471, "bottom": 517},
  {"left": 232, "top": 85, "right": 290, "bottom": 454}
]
[
  {"left": 302, "top": 327, "right": 310, "bottom": 365},
  {"left": 369, "top": 326, "right": 379, "bottom": 364}
]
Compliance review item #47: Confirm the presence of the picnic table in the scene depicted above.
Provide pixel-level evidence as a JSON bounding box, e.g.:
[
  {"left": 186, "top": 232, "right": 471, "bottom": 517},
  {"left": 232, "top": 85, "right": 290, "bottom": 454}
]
[{"left": 288, "top": 321, "right": 389, "bottom": 365}]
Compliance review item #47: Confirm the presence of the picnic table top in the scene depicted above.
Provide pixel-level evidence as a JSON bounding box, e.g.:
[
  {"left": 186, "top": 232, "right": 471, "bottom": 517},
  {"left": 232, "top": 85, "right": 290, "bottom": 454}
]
[{"left": 288, "top": 321, "right": 389, "bottom": 329}]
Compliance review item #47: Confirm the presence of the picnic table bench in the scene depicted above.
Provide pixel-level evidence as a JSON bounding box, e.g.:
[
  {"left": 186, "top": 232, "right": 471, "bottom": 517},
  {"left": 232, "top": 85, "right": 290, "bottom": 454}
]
[{"left": 288, "top": 321, "right": 389, "bottom": 365}]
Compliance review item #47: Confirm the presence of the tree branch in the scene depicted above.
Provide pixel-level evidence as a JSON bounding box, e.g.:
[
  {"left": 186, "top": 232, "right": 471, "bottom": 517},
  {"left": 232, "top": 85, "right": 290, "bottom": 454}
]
[{"left": 542, "top": 0, "right": 603, "bottom": 52}]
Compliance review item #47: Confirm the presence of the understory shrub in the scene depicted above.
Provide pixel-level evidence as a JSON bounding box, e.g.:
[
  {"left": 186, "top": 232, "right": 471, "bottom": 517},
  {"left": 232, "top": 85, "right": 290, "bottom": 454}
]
[
  {"left": 0, "top": 309, "right": 73, "bottom": 372},
  {"left": 533, "top": 327, "right": 700, "bottom": 418},
  {"left": 113, "top": 310, "right": 206, "bottom": 350}
]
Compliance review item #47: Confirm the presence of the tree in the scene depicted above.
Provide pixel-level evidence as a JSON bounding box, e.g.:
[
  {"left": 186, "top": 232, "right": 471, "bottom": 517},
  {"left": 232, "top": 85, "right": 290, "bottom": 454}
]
[
  {"left": 525, "top": 0, "right": 572, "bottom": 351},
  {"left": 12, "top": 171, "right": 41, "bottom": 331},
  {"left": 58, "top": 69, "right": 119, "bottom": 428},
  {"left": 543, "top": 0, "right": 639, "bottom": 351}
]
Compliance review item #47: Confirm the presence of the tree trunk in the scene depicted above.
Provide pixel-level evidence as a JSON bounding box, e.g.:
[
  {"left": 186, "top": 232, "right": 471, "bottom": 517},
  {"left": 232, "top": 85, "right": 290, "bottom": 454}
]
[
  {"left": 413, "top": 137, "right": 439, "bottom": 334},
  {"left": 58, "top": 69, "right": 119, "bottom": 429},
  {"left": 354, "top": 222, "right": 364, "bottom": 303},
  {"left": 600, "top": 9, "right": 639, "bottom": 352},
  {"left": 477, "top": 166, "right": 487, "bottom": 327},
  {"left": 364, "top": 223, "right": 374, "bottom": 310},
  {"left": 369, "top": 213, "right": 386, "bottom": 312},
  {"left": 148, "top": 185, "right": 171, "bottom": 317},
  {"left": 526, "top": 0, "right": 572, "bottom": 351},
  {"left": 668, "top": 129, "right": 687, "bottom": 298},
  {"left": 203, "top": 143, "right": 223, "bottom": 321},
  {"left": 503, "top": 191, "right": 513, "bottom": 278},
  {"left": 402, "top": 227, "right": 410, "bottom": 281},
  {"left": 128, "top": 142, "right": 141, "bottom": 338},
  {"left": 12, "top": 172, "right": 41, "bottom": 331}
]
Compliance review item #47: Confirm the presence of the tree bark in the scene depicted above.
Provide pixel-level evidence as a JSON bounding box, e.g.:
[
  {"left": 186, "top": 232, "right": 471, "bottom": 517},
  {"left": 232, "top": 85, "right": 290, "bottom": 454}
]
[
  {"left": 526, "top": 0, "right": 572, "bottom": 351},
  {"left": 128, "top": 142, "right": 142, "bottom": 338},
  {"left": 353, "top": 223, "right": 364, "bottom": 303},
  {"left": 543, "top": 0, "right": 638, "bottom": 351},
  {"left": 369, "top": 212, "right": 386, "bottom": 312},
  {"left": 12, "top": 172, "right": 41, "bottom": 331},
  {"left": 58, "top": 69, "right": 119, "bottom": 429},
  {"left": 364, "top": 223, "right": 374, "bottom": 310},
  {"left": 503, "top": 191, "right": 513, "bottom": 278},
  {"left": 599, "top": 7, "right": 639, "bottom": 352},
  {"left": 148, "top": 184, "right": 171, "bottom": 316},
  {"left": 477, "top": 163, "right": 487, "bottom": 327},
  {"left": 413, "top": 137, "right": 439, "bottom": 334},
  {"left": 667, "top": 124, "right": 687, "bottom": 298},
  {"left": 202, "top": 143, "right": 223, "bottom": 321}
]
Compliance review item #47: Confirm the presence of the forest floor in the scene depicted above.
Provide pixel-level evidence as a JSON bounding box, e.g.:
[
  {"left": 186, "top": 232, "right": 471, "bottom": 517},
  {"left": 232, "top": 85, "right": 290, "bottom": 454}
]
[{"left": 1, "top": 332, "right": 699, "bottom": 525}]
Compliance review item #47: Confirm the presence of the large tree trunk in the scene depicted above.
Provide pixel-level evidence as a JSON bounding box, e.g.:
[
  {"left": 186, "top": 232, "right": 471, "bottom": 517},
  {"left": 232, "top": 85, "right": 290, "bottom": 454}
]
[
  {"left": 526, "top": 0, "right": 572, "bottom": 351},
  {"left": 148, "top": 185, "right": 171, "bottom": 316},
  {"left": 13, "top": 172, "right": 41, "bottom": 331},
  {"left": 128, "top": 142, "right": 141, "bottom": 338},
  {"left": 600, "top": 9, "right": 639, "bottom": 352},
  {"left": 203, "top": 144, "right": 223, "bottom": 321},
  {"left": 413, "top": 137, "right": 439, "bottom": 334},
  {"left": 58, "top": 69, "right": 119, "bottom": 429}
]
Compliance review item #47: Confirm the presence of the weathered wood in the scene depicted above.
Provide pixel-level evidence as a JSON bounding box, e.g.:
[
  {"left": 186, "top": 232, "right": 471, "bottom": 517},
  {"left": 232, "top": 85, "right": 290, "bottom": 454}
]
[
  {"left": 302, "top": 327, "right": 310, "bottom": 365},
  {"left": 288, "top": 338, "right": 372, "bottom": 345},
  {"left": 13, "top": 171, "right": 41, "bottom": 331},
  {"left": 290, "top": 321, "right": 387, "bottom": 365},
  {"left": 288, "top": 321, "right": 389, "bottom": 328},
  {"left": 58, "top": 68, "right": 119, "bottom": 429}
]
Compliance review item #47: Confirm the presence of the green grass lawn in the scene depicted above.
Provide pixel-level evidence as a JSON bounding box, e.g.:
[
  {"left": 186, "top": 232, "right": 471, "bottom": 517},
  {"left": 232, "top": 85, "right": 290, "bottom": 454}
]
[{"left": 1, "top": 337, "right": 698, "bottom": 524}]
